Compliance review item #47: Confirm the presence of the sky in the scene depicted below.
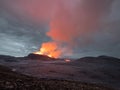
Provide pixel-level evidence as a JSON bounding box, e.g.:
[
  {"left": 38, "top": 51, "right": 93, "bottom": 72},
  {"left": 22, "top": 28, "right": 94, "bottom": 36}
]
[{"left": 0, "top": 0, "right": 120, "bottom": 58}]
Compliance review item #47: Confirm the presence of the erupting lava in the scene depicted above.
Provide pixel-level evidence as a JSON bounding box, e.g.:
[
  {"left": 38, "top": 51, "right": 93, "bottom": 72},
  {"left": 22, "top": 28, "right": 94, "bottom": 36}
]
[{"left": 34, "top": 42, "right": 62, "bottom": 58}]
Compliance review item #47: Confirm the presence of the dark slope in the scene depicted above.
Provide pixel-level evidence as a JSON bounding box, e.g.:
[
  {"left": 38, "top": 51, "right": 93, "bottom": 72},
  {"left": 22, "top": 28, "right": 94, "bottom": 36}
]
[
  {"left": 25, "top": 53, "right": 56, "bottom": 60},
  {"left": 0, "top": 53, "right": 56, "bottom": 61},
  {"left": 76, "top": 55, "right": 120, "bottom": 63},
  {"left": 0, "top": 55, "right": 17, "bottom": 62},
  {"left": 0, "top": 55, "right": 119, "bottom": 89},
  {"left": 0, "top": 65, "right": 114, "bottom": 90}
]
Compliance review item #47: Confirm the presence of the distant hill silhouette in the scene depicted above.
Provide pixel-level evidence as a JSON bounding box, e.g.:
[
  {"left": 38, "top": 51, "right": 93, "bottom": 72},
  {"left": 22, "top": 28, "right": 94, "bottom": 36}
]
[
  {"left": 0, "top": 55, "right": 17, "bottom": 62},
  {"left": 75, "top": 55, "right": 120, "bottom": 64},
  {"left": 0, "top": 53, "right": 56, "bottom": 61},
  {"left": 0, "top": 54, "right": 119, "bottom": 62}
]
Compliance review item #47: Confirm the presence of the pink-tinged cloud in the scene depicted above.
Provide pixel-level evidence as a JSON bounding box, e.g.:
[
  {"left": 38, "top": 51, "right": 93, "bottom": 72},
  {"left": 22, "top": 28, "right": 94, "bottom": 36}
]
[{"left": 1, "top": 0, "right": 118, "bottom": 57}]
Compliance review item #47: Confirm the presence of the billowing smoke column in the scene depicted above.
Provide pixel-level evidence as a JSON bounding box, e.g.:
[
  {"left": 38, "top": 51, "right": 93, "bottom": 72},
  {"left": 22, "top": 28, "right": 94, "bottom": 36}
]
[
  {"left": 35, "top": 0, "right": 114, "bottom": 58},
  {"left": 47, "top": 0, "right": 114, "bottom": 44},
  {"left": 1, "top": 0, "right": 114, "bottom": 58},
  {"left": 34, "top": 0, "right": 114, "bottom": 58}
]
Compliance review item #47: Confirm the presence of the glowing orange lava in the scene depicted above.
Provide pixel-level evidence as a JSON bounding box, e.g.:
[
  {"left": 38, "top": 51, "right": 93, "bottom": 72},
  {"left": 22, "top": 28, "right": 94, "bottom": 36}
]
[
  {"left": 34, "top": 42, "right": 61, "bottom": 58},
  {"left": 65, "top": 59, "right": 71, "bottom": 62}
]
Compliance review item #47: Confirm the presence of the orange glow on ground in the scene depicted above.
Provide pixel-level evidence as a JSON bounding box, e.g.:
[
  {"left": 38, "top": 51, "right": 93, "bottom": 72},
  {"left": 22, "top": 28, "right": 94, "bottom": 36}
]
[{"left": 65, "top": 59, "right": 71, "bottom": 62}]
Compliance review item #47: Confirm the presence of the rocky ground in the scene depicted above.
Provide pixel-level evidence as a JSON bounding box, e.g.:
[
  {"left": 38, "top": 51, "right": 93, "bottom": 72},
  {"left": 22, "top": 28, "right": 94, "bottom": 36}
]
[{"left": 0, "top": 65, "right": 114, "bottom": 90}]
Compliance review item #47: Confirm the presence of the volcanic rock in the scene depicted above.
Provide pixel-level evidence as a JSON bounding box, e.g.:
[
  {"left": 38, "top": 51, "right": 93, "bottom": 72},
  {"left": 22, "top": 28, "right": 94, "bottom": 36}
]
[{"left": 0, "top": 65, "right": 114, "bottom": 90}]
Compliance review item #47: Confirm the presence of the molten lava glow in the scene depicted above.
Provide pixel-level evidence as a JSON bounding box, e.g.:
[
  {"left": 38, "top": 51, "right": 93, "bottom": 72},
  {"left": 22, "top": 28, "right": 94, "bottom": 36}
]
[
  {"left": 34, "top": 42, "right": 61, "bottom": 58},
  {"left": 65, "top": 59, "right": 71, "bottom": 63}
]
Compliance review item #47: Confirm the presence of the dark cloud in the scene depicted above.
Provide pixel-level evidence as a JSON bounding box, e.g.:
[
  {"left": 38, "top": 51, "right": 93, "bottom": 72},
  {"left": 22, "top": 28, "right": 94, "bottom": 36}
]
[
  {"left": 0, "top": 3, "right": 49, "bottom": 56},
  {"left": 0, "top": 0, "right": 120, "bottom": 58}
]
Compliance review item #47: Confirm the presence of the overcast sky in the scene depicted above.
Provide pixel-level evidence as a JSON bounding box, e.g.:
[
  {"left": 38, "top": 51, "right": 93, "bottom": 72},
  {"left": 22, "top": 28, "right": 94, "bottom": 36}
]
[{"left": 0, "top": 0, "right": 120, "bottom": 58}]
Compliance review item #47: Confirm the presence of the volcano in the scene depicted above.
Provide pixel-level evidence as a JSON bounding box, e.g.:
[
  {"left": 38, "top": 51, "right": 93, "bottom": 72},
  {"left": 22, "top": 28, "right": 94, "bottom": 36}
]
[
  {"left": 25, "top": 53, "right": 57, "bottom": 60},
  {"left": 0, "top": 53, "right": 57, "bottom": 61}
]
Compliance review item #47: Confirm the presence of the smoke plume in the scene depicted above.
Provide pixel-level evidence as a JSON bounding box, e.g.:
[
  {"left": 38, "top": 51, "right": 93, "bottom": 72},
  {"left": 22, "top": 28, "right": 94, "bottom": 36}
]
[{"left": 46, "top": 0, "right": 114, "bottom": 56}]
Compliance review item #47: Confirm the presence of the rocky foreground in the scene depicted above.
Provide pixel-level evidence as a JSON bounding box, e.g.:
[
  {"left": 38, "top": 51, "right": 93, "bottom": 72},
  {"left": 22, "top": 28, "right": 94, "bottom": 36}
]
[{"left": 0, "top": 65, "right": 114, "bottom": 90}]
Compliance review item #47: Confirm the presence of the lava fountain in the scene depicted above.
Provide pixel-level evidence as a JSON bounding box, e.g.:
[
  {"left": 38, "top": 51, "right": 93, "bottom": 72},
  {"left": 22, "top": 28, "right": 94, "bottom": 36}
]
[{"left": 34, "top": 42, "right": 62, "bottom": 58}]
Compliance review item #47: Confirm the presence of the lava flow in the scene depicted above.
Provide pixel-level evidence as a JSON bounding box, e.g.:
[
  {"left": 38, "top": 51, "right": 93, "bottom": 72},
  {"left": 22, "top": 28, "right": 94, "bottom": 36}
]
[{"left": 34, "top": 42, "right": 62, "bottom": 58}]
